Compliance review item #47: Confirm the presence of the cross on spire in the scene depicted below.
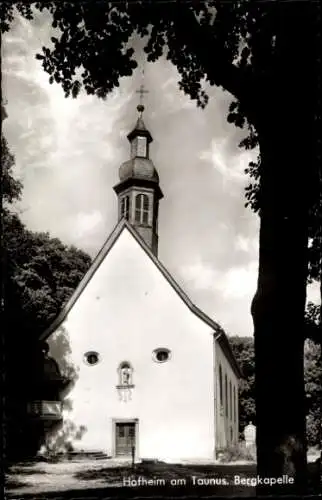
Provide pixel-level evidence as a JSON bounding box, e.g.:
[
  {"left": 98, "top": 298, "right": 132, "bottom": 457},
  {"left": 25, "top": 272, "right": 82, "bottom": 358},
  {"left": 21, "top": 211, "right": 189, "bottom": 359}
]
[
  {"left": 136, "top": 83, "right": 149, "bottom": 106},
  {"left": 136, "top": 69, "right": 149, "bottom": 115}
]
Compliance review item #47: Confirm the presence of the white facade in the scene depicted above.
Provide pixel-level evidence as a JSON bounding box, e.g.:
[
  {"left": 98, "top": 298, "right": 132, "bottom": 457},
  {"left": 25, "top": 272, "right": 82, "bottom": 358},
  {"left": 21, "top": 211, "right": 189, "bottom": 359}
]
[
  {"left": 215, "top": 341, "right": 239, "bottom": 450},
  {"left": 45, "top": 222, "right": 240, "bottom": 462}
]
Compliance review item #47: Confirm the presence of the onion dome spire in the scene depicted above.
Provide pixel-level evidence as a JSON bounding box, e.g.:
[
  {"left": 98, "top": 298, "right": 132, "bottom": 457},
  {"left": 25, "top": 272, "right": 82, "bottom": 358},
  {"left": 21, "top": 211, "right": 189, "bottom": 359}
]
[{"left": 113, "top": 74, "right": 163, "bottom": 256}]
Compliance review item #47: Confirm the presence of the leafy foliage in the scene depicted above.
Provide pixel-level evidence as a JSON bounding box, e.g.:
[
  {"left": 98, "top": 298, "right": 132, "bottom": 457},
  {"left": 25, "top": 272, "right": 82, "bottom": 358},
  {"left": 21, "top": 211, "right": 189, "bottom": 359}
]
[
  {"left": 2, "top": 118, "right": 91, "bottom": 363},
  {"left": 229, "top": 336, "right": 256, "bottom": 433},
  {"left": 303, "top": 336, "right": 321, "bottom": 448},
  {"left": 44, "top": 421, "right": 87, "bottom": 455},
  {"left": 1, "top": 2, "right": 319, "bottom": 291},
  {"left": 305, "top": 302, "right": 321, "bottom": 344},
  {"left": 217, "top": 442, "right": 255, "bottom": 463},
  {"left": 1, "top": 0, "right": 320, "bottom": 476},
  {"left": 2, "top": 136, "right": 23, "bottom": 204},
  {"left": 0, "top": 2, "right": 301, "bottom": 106},
  {"left": 230, "top": 328, "right": 321, "bottom": 448},
  {"left": 14, "top": 2, "right": 247, "bottom": 105},
  {"left": 0, "top": 1, "right": 33, "bottom": 33},
  {"left": 1, "top": 2, "right": 319, "bottom": 274},
  {"left": 2, "top": 103, "right": 92, "bottom": 459},
  {"left": 4, "top": 215, "right": 91, "bottom": 339}
]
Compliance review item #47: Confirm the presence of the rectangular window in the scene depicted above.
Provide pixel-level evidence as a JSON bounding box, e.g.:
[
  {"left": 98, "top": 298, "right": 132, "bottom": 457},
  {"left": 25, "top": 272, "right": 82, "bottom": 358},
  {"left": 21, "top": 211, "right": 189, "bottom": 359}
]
[
  {"left": 137, "top": 137, "right": 147, "bottom": 157},
  {"left": 225, "top": 374, "right": 228, "bottom": 418},
  {"left": 234, "top": 386, "right": 238, "bottom": 425},
  {"left": 135, "top": 194, "right": 149, "bottom": 224},
  {"left": 219, "top": 365, "right": 223, "bottom": 407}
]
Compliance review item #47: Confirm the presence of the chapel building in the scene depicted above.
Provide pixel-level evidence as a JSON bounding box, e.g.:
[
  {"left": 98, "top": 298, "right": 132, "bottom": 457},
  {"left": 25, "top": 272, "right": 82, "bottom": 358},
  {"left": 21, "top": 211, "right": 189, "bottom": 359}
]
[{"left": 41, "top": 102, "right": 241, "bottom": 462}]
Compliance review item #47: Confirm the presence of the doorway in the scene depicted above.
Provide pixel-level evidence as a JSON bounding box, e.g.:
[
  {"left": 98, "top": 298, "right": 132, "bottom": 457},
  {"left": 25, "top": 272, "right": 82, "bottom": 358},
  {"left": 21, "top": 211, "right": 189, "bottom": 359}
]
[{"left": 114, "top": 421, "right": 137, "bottom": 457}]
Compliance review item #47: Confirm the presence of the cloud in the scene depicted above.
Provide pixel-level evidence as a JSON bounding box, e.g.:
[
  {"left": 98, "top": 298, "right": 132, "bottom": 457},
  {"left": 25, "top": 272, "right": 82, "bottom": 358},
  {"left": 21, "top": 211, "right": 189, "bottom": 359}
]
[
  {"left": 199, "top": 138, "right": 256, "bottom": 191},
  {"left": 2, "top": 11, "right": 261, "bottom": 337},
  {"left": 72, "top": 211, "right": 104, "bottom": 239},
  {"left": 183, "top": 261, "right": 219, "bottom": 291},
  {"left": 306, "top": 282, "right": 321, "bottom": 306},
  {"left": 221, "top": 261, "right": 258, "bottom": 299},
  {"left": 181, "top": 259, "right": 257, "bottom": 299},
  {"left": 235, "top": 235, "right": 258, "bottom": 254},
  {"left": 179, "top": 259, "right": 257, "bottom": 336}
]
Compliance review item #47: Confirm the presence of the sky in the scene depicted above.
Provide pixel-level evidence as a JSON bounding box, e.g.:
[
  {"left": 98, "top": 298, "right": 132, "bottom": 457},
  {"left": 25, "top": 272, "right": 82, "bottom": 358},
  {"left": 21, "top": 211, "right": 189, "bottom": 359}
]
[{"left": 2, "top": 9, "right": 320, "bottom": 338}]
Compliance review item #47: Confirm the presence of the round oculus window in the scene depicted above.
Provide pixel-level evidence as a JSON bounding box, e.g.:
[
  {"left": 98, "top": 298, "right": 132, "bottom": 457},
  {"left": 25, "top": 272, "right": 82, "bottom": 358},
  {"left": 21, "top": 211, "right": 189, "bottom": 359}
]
[
  {"left": 84, "top": 351, "right": 100, "bottom": 366},
  {"left": 153, "top": 348, "right": 171, "bottom": 363}
]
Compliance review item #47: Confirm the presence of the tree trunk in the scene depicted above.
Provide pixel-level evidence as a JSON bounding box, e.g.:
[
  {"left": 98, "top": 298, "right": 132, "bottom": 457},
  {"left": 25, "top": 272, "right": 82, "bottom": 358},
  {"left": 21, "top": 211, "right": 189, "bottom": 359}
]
[
  {"left": 248, "top": 3, "right": 318, "bottom": 494},
  {"left": 252, "top": 99, "right": 313, "bottom": 494}
]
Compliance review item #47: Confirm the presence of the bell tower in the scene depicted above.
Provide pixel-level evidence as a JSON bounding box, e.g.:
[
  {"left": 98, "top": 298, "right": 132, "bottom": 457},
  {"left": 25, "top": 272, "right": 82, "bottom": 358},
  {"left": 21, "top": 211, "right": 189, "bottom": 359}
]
[{"left": 113, "top": 87, "right": 163, "bottom": 256}]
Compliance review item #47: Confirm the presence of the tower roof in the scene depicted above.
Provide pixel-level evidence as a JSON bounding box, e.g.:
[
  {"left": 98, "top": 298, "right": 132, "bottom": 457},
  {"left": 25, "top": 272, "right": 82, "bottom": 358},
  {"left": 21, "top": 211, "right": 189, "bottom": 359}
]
[
  {"left": 119, "top": 102, "right": 158, "bottom": 184},
  {"left": 127, "top": 104, "right": 153, "bottom": 143},
  {"left": 119, "top": 157, "right": 159, "bottom": 183}
]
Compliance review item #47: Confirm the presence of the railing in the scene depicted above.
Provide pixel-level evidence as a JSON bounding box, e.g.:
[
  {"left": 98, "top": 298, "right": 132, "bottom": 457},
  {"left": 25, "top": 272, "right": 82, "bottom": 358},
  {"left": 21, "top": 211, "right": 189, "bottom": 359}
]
[{"left": 27, "top": 400, "right": 62, "bottom": 419}]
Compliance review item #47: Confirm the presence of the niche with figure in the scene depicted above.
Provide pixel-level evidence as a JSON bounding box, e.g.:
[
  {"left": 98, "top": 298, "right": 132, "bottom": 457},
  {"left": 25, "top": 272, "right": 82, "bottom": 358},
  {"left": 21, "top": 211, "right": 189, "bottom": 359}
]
[{"left": 116, "top": 361, "right": 134, "bottom": 402}]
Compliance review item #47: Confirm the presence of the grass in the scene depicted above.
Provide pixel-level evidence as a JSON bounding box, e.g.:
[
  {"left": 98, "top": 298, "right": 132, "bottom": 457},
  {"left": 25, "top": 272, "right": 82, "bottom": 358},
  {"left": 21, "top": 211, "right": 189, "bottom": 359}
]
[
  {"left": 5, "top": 457, "right": 321, "bottom": 498},
  {"left": 5, "top": 459, "right": 257, "bottom": 497}
]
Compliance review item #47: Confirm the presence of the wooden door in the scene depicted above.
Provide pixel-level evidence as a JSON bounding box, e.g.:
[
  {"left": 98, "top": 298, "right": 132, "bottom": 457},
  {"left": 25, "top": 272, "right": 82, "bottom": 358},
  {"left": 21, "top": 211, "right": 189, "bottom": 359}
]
[{"left": 115, "top": 422, "right": 136, "bottom": 457}]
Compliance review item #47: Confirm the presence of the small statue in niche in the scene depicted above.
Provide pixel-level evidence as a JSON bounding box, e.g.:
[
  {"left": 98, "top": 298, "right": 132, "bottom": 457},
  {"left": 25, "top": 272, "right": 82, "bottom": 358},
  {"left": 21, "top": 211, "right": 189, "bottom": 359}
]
[
  {"left": 117, "top": 362, "right": 134, "bottom": 401},
  {"left": 121, "top": 366, "right": 131, "bottom": 385}
]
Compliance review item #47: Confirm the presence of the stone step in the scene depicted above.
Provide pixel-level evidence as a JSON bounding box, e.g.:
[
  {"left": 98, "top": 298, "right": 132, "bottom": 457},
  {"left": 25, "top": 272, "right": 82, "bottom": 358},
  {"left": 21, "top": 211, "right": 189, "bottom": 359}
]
[{"left": 64, "top": 451, "right": 111, "bottom": 460}]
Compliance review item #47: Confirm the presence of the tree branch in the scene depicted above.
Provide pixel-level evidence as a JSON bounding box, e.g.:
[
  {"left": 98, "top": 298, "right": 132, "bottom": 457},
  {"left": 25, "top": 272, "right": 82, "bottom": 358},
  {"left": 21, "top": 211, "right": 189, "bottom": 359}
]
[{"left": 173, "top": 3, "right": 251, "bottom": 102}]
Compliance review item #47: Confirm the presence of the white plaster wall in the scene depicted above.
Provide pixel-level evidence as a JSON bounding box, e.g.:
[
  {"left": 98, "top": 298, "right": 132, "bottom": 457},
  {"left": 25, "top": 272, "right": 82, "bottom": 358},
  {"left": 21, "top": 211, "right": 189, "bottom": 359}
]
[
  {"left": 214, "top": 340, "right": 239, "bottom": 449},
  {"left": 48, "top": 228, "right": 215, "bottom": 461}
]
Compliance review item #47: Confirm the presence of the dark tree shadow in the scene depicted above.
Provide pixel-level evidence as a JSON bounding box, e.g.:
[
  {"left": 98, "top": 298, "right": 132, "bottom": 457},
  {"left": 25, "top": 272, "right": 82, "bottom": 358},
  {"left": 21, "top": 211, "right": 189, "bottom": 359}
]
[
  {"left": 7, "top": 467, "right": 47, "bottom": 475},
  {"left": 5, "top": 461, "right": 320, "bottom": 498},
  {"left": 5, "top": 478, "right": 31, "bottom": 491},
  {"left": 5, "top": 327, "right": 87, "bottom": 463},
  {"left": 34, "top": 327, "right": 88, "bottom": 456}
]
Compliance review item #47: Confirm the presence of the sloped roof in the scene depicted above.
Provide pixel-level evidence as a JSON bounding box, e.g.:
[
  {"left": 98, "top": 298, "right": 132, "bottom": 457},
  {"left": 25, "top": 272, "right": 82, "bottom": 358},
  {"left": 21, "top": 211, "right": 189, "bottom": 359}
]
[
  {"left": 119, "top": 157, "right": 159, "bottom": 183},
  {"left": 134, "top": 115, "right": 147, "bottom": 131},
  {"left": 40, "top": 219, "right": 241, "bottom": 379},
  {"left": 127, "top": 116, "right": 153, "bottom": 143}
]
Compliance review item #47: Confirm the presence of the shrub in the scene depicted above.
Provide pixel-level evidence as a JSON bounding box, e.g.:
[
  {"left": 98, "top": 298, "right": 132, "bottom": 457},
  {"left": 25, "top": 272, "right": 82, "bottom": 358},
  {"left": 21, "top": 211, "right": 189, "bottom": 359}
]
[
  {"left": 217, "top": 442, "right": 256, "bottom": 463},
  {"left": 306, "top": 413, "right": 321, "bottom": 448}
]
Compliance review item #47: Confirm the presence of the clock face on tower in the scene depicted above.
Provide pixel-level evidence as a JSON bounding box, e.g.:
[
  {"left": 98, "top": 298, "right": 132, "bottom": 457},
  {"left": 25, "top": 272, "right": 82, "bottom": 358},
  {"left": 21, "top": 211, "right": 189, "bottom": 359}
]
[{"left": 137, "top": 136, "right": 147, "bottom": 157}]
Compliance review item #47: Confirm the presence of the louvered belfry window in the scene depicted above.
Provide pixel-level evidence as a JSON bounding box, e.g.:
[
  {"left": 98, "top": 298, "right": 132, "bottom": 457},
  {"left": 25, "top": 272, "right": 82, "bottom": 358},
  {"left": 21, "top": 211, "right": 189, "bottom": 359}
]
[
  {"left": 137, "top": 136, "right": 147, "bottom": 157},
  {"left": 135, "top": 194, "right": 149, "bottom": 224},
  {"left": 121, "top": 196, "right": 130, "bottom": 220}
]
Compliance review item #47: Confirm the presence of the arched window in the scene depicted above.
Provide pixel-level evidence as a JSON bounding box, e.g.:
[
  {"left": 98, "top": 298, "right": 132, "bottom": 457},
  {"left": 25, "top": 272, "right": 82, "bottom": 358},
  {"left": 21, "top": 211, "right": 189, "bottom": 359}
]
[
  {"left": 225, "top": 374, "right": 228, "bottom": 418},
  {"left": 219, "top": 364, "right": 223, "bottom": 407},
  {"left": 118, "top": 361, "right": 133, "bottom": 386},
  {"left": 121, "top": 196, "right": 130, "bottom": 220},
  {"left": 135, "top": 194, "right": 149, "bottom": 224}
]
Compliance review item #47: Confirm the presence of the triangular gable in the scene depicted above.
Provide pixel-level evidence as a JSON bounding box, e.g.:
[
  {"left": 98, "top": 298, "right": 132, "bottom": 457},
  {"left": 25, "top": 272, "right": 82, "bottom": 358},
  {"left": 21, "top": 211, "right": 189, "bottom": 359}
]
[{"left": 40, "top": 218, "right": 241, "bottom": 378}]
